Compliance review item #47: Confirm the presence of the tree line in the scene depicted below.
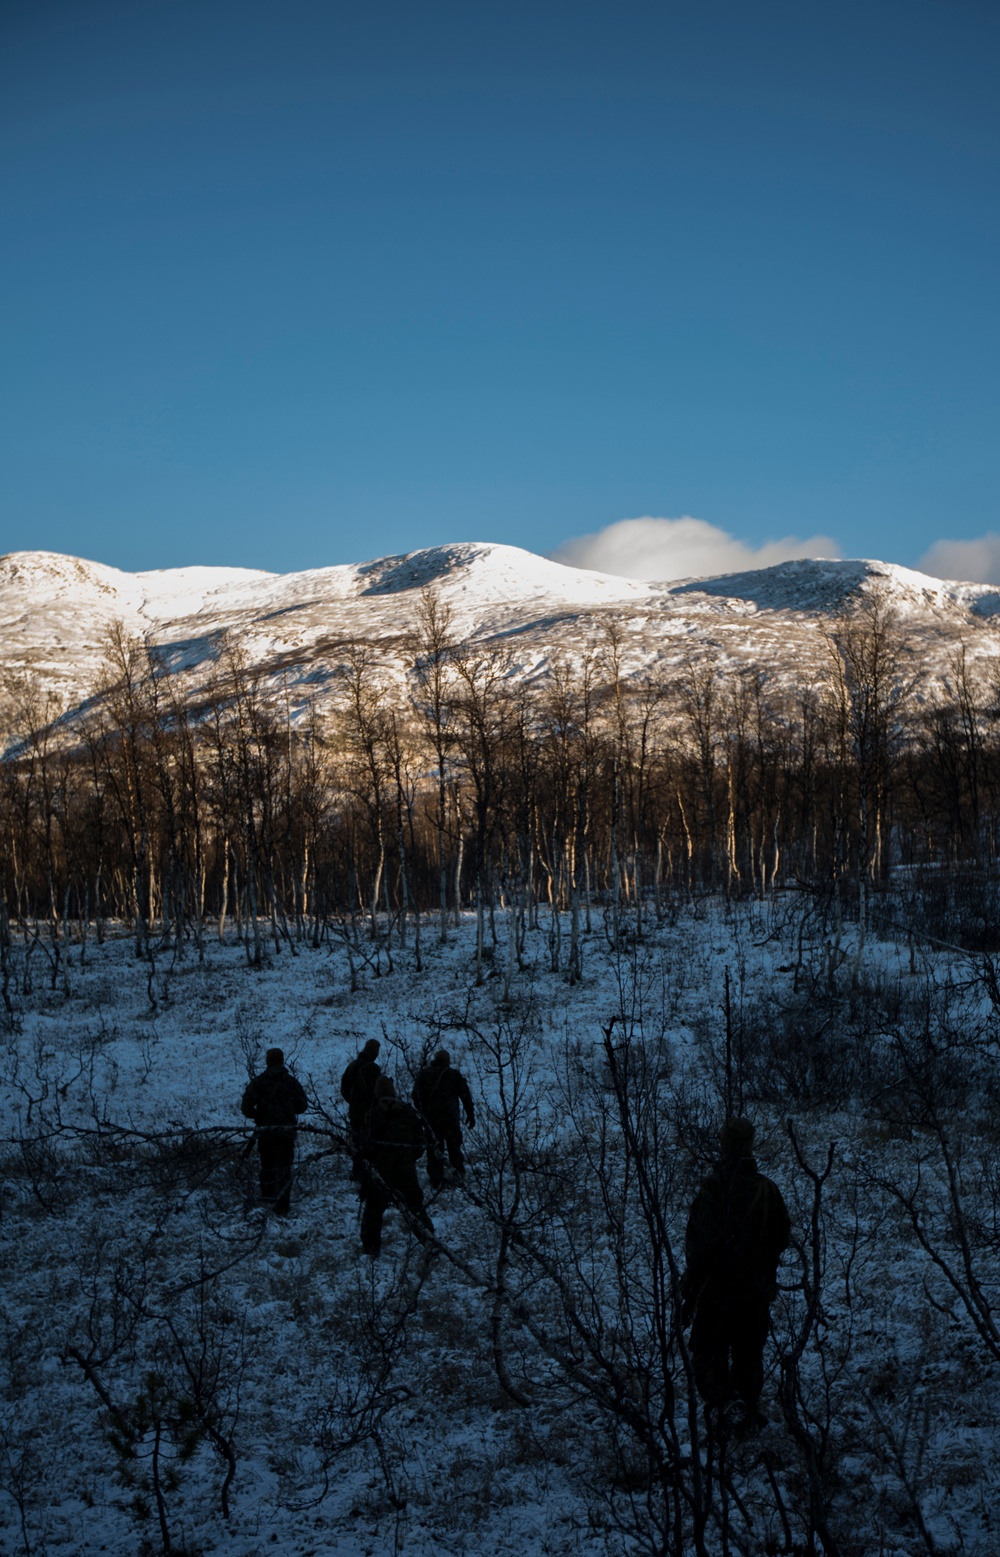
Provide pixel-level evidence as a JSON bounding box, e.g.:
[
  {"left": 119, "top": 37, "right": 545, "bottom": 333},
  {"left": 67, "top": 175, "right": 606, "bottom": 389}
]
[{"left": 2, "top": 588, "right": 998, "bottom": 984}]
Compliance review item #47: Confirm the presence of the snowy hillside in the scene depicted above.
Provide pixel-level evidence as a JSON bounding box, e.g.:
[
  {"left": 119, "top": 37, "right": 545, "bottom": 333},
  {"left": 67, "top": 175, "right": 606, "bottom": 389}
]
[
  {"left": 4, "top": 904, "right": 999, "bottom": 1555},
  {"left": 2, "top": 542, "right": 998, "bottom": 721}
]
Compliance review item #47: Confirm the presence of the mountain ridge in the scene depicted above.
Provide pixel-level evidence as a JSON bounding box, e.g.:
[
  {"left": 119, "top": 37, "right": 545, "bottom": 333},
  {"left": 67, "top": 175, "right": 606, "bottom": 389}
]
[{"left": 2, "top": 542, "right": 998, "bottom": 726}]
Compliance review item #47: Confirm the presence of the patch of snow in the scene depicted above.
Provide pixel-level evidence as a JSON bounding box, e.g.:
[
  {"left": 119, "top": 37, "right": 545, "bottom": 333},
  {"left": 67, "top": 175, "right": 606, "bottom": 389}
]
[{"left": 135, "top": 564, "right": 276, "bottom": 621}]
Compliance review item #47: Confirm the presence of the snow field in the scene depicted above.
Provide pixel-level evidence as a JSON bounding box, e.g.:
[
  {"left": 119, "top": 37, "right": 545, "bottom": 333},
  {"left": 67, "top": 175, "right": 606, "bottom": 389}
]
[{"left": 1, "top": 903, "right": 998, "bottom": 1555}]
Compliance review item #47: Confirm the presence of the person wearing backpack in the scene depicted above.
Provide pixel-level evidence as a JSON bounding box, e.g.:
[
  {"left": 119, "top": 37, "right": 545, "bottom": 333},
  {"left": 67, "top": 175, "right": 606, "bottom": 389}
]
[
  {"left": 412, "top": 1049, "right": 475, "bottom": 1190},
  {"left": 241, "top": 1047, "right": 308, "bottom": 1215},
  {"left": 360, "top": 1077, "right": 433, "bottom": 1257},
  {"left": 681, "top": 1117, "right": 790, "bottom": 1432},
  {"left": 340, "top": 1037, "right": 382, "bottom": 1181}
]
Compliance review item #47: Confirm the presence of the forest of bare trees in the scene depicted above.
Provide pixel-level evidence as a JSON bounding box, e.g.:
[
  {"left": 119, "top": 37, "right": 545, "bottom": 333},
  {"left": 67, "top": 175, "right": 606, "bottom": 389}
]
[{"left": 2, "top": 590, "right": 998, "bottom": 982}]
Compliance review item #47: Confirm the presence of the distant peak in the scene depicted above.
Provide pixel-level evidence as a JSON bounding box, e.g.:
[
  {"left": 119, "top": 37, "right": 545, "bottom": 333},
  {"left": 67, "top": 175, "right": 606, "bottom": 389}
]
[{"left": 664, "top": 555, "right": 999, "bottom": 615}]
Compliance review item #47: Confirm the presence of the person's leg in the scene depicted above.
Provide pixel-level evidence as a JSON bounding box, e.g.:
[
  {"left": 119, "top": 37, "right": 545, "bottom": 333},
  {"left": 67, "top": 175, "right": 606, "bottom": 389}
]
[
  {"left": 443, "top": 1125, "right": 465, "bottom": 1176},
  {"left": 425, "top": 1126, "right": 446, "bottom": 1189},
  {"left": 361, "top": 1183, "right": 388, "bottom": 1256},
  {"left": 730, "top": 1302, "right": 770, "bottom": 1413},
  {"left": 398, "top": 1165, "right": 433, "bottom": 1234},
  {"left": 258, "top": 1137, "right": 279, "bottom": 1201},
  {"left": 689, "top": 1293, "right": 731, "bottom": 1410},
  {"left": 272, "top": 1137, "right": 295, "bottom": 1215}
]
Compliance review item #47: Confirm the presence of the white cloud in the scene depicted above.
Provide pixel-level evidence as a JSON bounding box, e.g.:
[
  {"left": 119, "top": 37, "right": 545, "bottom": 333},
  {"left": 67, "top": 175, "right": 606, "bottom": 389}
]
[
  {"left": 552, "top": 515, "right": 842, "bottom": 582},
  {"left": 916, "top": 534, "right": 1000, "bottom": 586}
]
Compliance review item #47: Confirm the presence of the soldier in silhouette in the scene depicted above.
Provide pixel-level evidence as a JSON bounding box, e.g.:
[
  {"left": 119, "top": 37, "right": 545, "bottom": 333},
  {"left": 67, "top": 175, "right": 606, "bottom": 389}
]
[
  {"left": 359, "top": 1077, "right": 433, "bottom": 1257},
  {"left": 682, "top": 1117, "right": 790, "bottom": 1432},
  {"left": 241, "top": 1048, "right": 308, "bottom": 1216},
  {"left": 412, "top": 1049, "right": 475, "bottom": 1190},
  {"left": 340, "top": 1038, "right": 382, "bottom": 1181}
]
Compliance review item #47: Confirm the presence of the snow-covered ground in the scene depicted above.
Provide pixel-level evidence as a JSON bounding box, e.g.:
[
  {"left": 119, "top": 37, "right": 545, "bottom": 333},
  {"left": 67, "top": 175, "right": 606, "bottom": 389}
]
[{"left": 2, "top": 902, "right": 998, "bottom": 1555}]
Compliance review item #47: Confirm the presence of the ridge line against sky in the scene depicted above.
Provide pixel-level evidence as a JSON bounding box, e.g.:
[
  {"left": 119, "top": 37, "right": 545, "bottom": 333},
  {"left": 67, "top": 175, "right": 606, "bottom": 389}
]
[
  {"left": 1, "top": 0, "right": 998, "bottom": 580},
  {"left": 6, "top": 524, "right": 1000, "bottom": 590}
]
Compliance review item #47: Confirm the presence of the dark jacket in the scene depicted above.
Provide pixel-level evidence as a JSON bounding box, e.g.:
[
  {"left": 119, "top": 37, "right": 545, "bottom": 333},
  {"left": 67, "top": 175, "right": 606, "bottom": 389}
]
[
  {"left": 241, "top": 1064, "right": 308, "bottom": 1131},
  {"left": 365, "top": 1099, "right": 425, "bottom": 1171},
  {"left": 341, "top": 1054, "right": 382, "bottom": 1130},
  {"left": 684, "top": 1156, "right": 790, "bottom": 1307},
  {"left": 413, "top": 1061, "right": 475, "bottom": 1130}
]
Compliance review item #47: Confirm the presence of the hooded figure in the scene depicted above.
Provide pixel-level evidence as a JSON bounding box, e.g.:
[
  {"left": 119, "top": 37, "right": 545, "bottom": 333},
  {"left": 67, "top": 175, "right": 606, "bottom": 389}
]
[
  {"left": 412, "top": 1049, "right": 475, "bottom": 1190},
  {"left": 241, "top": 1048, "right": 308, "bottom": 1215},
  {"left": 681, "top": 1117, "right": 790, "bottom": 1430},
  {"left": 359, "top": 1077, "right": 432, "bottom": 1257}
]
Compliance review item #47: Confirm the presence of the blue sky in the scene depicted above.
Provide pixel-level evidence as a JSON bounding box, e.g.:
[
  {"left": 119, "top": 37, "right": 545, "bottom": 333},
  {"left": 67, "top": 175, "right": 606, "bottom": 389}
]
[{"left": 2, "top": 0, "right": 998, "bottom": 579}]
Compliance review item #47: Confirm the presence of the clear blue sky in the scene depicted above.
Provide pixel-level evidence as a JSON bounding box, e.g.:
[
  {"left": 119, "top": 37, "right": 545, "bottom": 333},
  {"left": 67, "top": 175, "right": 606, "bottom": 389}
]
[{"left": 2, "top": 0, "right": 998, "bottom": 574}]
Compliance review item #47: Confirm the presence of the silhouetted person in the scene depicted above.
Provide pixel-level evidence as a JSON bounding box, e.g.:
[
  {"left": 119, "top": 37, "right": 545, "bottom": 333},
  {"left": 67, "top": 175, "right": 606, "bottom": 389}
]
[
  {"left": 682, "top": 1117, "right": 790, "bottom": 1432},
  {"left": 340, "top": 1038, "right": 382, "bottom": 1180},
  {"left": 360, "top": 1077, "right": 432, "bottom": 1258},
  {"left": 412, "top": 1049, "right": 475, "bottom": 1190},
  {"left": 241, "top": 1048, "right": 308, "bottom": 1216}
]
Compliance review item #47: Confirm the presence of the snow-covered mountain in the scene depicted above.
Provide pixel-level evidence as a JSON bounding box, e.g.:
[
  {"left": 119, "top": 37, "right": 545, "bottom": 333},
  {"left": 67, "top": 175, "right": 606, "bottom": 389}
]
[{"left": 2, "top": 542, "right": 998, "bottom": 723}]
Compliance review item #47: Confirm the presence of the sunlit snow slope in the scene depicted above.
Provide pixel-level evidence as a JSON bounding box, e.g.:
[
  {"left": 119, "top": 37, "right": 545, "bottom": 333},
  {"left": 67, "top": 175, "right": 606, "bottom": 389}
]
[{"left": 1, "top": 542, "right": 998, "bottom": 724}]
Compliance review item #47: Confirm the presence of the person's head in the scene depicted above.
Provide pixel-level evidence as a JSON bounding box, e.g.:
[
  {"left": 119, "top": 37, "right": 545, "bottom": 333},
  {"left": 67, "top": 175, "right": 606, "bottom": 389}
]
[
  {"left": 434, "top": 1049, "right": 450, "bottom": 1068},
  {"left": 362, "top": 1039, "right": 381, "bottom": 1061},
  {"left": 265, "top": 1048, "right": 284, "bottom": 1068},
  {"left": 720, "top": 1116, "right": 755, "bottom": 1160},
  {"left": 374, "top": 1076, "right": 395, "bottom": 1104}
]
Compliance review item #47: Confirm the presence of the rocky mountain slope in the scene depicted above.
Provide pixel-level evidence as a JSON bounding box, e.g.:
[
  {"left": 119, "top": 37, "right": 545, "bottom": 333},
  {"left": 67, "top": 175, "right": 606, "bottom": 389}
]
[{"left": 2, "top": 542, "right": 998, "bottom": 723}]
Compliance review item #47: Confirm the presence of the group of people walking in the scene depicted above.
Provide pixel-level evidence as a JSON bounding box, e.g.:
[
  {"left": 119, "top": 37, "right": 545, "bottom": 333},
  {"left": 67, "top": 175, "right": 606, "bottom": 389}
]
[
  {"left": 241, "top": 1042, "right": 790, "bottom": 1436},
  {"left": 339, "top": 1038, "right": 476, "bottom": 1255},
  {"left": 240, "top": 1038, "right": 476, "bottom": 1257}
]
